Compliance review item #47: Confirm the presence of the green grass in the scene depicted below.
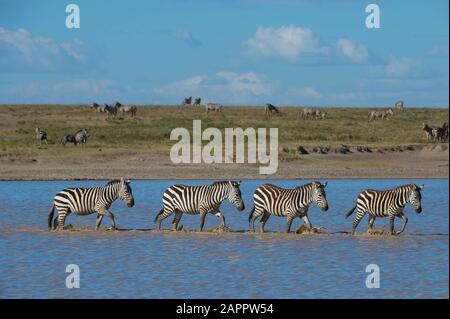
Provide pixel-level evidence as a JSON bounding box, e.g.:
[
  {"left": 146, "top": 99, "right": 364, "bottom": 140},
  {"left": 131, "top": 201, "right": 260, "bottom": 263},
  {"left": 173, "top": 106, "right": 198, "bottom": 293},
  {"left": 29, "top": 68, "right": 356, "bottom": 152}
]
[{"left": 0, "top": 104, "right": 448, "bottom": 160}]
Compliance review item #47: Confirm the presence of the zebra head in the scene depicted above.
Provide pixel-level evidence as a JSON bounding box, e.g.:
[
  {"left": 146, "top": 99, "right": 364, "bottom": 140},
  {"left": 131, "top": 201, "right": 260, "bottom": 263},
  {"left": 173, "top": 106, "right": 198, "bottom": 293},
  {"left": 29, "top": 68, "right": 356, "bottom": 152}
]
[
  {"left": 226, "top": 181, "right": 245, "bottom": 211},
  {"left": 118, "top": 178, "right": 135, "bottom": 208},
  {"left": 311, "top": 181, "right": 329, "bottom": 211},
  {"left": 409, "top": 184, "right": 423, "bottom": 214},
  {"left": 82, "top": 128, "right": 90, "bottom": 137}
]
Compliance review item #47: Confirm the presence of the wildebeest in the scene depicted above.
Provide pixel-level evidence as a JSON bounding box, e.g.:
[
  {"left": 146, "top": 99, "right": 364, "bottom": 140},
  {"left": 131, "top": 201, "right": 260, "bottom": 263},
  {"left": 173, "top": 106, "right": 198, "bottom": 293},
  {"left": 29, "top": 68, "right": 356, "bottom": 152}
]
[
  {"left": 193, "top": 98, "right": 201, "bottom": 107},
  {"left": 265, "top": 103, "right": 280, "bottom": 115},
  {"left": 205, "top": 103, "right": 223, "bottom": 113},
  {"left": 115, "top": 102, "right": 137, "bottom": 117},
  {"left": 61, "top": 129, "right": 90, "bottom": 146},
  {"left": 180, "top": 96, "right": 192, "bottom": 107},
  {"left": 35, "top": 127, "right": 48, "bottom": 145}
]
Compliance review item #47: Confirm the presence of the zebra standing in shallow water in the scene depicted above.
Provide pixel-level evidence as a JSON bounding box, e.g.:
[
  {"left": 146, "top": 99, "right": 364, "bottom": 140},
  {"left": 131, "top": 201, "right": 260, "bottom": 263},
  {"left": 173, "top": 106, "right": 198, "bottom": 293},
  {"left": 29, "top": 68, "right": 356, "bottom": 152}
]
[
  {"left": 249, "top": 181, "right": 329, "bottom": 233},
  {"left": 48, "top": 178, "right": 134, "bottom": 230},
  {"left": 345, "top": 184, "right": 423, "bottom": 235},
  {"left": 154, "top": 181, "right": 245, "bottom": 231}
]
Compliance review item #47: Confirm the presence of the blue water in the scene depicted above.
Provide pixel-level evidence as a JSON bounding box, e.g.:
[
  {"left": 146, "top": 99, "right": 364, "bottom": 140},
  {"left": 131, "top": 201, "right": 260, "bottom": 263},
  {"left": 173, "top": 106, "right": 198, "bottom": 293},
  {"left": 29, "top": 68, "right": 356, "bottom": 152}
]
[{"left": 0, "top": 179, "right": 448, "bottom": 298}]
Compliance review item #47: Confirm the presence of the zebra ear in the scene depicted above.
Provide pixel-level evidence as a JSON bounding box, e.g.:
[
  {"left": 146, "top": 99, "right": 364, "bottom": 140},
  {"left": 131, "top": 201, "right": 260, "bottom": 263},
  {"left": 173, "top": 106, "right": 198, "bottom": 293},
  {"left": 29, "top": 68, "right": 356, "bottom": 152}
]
[
  {"left": 120, "top": 177, "right": 125, "bottom": 184},
  {"left": 126, "top": 179, "right": 131, "bottom": 184},
  {"left": 237, "top": 180, "right": 242, "bottom": 186},
  {"left": 322, "top": 181, "right": 328, "bottom": 188},
  {"left": 419, "top": 184, "right": 424, "bottom": 190}
]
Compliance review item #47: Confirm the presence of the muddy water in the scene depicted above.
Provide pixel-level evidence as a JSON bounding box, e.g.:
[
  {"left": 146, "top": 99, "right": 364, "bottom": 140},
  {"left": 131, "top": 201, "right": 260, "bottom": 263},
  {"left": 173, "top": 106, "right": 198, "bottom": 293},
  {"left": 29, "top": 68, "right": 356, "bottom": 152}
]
[{"left": 0, "top": 179, "right": 448, "bottom": 298}]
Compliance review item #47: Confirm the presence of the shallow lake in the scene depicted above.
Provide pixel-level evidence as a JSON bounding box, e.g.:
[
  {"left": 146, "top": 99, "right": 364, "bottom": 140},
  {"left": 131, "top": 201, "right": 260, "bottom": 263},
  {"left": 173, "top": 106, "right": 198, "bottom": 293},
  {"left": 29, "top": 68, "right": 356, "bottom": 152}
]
[{"left": 0, "top": 179, "right": 448, "bottom": 298}]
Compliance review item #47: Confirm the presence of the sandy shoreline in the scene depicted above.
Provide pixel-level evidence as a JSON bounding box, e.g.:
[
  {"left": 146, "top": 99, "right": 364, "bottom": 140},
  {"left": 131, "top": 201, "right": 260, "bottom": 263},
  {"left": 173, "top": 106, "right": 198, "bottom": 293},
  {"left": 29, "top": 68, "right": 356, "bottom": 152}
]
[{"left": 1, "top": 145, "right": 448, "bottom": 180}]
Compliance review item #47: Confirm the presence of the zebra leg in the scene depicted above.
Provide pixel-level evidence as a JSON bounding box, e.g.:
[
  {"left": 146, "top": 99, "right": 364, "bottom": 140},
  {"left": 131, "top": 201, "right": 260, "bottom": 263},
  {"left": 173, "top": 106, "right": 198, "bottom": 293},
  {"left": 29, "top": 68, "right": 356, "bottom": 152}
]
[
  {"left": 56, "top": 209, "right": 69, "bottom": 230},
  {"left": 389, "top": 215, "right": 396, "bottom": 235},
  {"left": 199, "top": 211, "right": 208, "bottom": 232},
  {"left": 301, "top": 215, "right": 312, "bottom": 229},
  {"left": 250, "top": 207, "right": 265, "bottom": 232},
  {"left": 155, "top": 208, "right": 173, "bottom": 230},
  {"left": 367, "top": 215, "right": 376, "bottom": 230},
  {"left": 351, "top": 208, "right": 366, "bottom": 235},
  {"left": 395, "top": 212, "right": 408, "bottom": 235},
  {"left": 171, "top": 210, "right": 183, "bottom": 231},
  {"left": 214, "top": 211, "right": 226, "bottom": 227},
  {"left": 95, "top": 214, "right": 104, "bottom": 230},
  {"left": 286, "top": 214, "right": 295, "bottom": 233},
  {"left": 259, "top": 212, "right": 271, "bottom": 233}
]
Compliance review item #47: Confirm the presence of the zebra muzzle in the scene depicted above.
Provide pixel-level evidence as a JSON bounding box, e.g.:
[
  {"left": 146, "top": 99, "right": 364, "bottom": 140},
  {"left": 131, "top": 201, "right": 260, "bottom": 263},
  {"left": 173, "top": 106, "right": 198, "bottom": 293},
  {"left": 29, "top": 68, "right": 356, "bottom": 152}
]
[{"left": 127, "top": 199, "right": 135, "bottom": 208}]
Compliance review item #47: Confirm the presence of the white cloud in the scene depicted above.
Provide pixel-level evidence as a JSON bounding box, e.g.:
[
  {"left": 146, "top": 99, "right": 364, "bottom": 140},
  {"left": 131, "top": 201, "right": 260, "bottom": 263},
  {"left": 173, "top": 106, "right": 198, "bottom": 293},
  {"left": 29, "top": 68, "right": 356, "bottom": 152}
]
[
  {"left": 245, "top": 25, "right": 329, "bottom": 60},
  {"left": 0, "top": 27, "right": 86, "bottom": 69},
  {"left": 371, "top": 57, "right": 421, "bottom": 78},
  {"left": 173, "top": 29, "right": 202, "bottom": 47},
  {"left": 153, "top": 71, "right": 272, "bottom": 103},
  {"left": 336, "top": 38, "right": 368, "bottom": 63}
]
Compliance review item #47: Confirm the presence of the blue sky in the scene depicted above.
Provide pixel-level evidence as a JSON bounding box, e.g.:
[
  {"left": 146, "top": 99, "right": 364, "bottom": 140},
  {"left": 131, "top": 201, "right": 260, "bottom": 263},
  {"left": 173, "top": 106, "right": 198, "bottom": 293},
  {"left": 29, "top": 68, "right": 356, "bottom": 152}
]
[{"left": 0, "top": 0, "right": 448, "bottom": 106}]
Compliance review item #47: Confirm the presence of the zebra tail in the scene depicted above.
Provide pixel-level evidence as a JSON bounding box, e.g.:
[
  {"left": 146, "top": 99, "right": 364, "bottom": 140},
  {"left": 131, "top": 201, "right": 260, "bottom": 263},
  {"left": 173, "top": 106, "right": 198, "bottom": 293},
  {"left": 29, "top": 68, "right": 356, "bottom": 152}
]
[
  {"left": 154, "top": 208, "right": 164, "bottom": 223},
  {"left": 248, "top": 205, "right": 255, "bottom": 223},
  {"left": 345, "top": 204, "right": 357, "bottom": 219},
  {"left": 47, "top": 203, "right": 55, "bottom": 229}
]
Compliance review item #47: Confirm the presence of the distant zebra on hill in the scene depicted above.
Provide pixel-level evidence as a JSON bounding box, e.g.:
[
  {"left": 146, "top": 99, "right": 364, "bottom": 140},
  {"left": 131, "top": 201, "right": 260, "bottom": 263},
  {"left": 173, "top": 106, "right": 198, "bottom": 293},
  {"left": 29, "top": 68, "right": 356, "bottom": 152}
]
[
  {"left": 249, "top": 181, "right": 329, "bottom": 233},
  {"left": 48, "top": 178, "right": 135, "bottom": 230},
  {"left": 154, "top": 181, "right": 245, "bottom": 231},
  {"left": 345, "top": 184, "right": 423, "bottom": 235},
  {"left": 104, "top": 104, "right": 117, "bottom": 118},
  {"left": 61, "top": 129, "right": 89, "bottom": 146},
  {"left": 181, "top": 96, "right": 192, "bottom": 107},
  {"left": 205, "top": 102, "right": 223, "bottom": 113},
  {"left": 115, "top": 102, "right": 137, "bottom": 116},
  {"left": 91, "top": 102, "right": 106, "bottom": 113},
  {"left": 369, "top": 109, "right": 394, "bottom": 121},
  {"left": 395, "top": 100, "right": 404, "bottom": 111},
  {"left": 265, "top": 103, "right": 280, "bottom": 115},
  {"left": 35, "top": 127, "right": 48, "bottom": 145},
  {"left": 193, "top": 97, "right": 202, "bottom": 107}
]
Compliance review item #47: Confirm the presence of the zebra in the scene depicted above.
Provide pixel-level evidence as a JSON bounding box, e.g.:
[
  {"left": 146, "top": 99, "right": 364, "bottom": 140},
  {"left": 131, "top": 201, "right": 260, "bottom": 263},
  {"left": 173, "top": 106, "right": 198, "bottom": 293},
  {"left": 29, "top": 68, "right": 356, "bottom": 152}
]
[
  {"left": 395, "top": 100, "right": 404, "bottom": 111},
  {"left": 104, "top": 104, "right": 117, "bottom": 118},
  {"left": 345, "top": 184, "right": 423, "bottom": 235},
  {"left": 248, "top": 181, "right": 329, "bottom": 233},
  {"left": 91, "top": 102, "right": 106, "bottom": 113},
  {"left": 381, "top": 108, "right": 394, "bottom": 120},
  {"left": 301, "top": 107, "right": 315, "bottom": 119},
  {"left": 422, "top": 123, "right": 435, "bottom": 142},
  {"left": 180, "top": 96, "right": 192, "bottom": 107},
  {"left": 154, "top": 181, "right": 245, "bottom": 231},
  {"left": 368, "top": 111, "right": 383, "bottom": 121},
  {"left": 314, "top": 109, "right": 327, "bottom": 119},
  {"left": 60, "top": 129, "right": 89, "bottom": 146},
  {"left": 47, "top": 178, "right": 135, "bottom": 230},
  {"left": 115, "top": 102, "right": 137, "bottom": 116},
  {"left": 205, "top": 103, "right": 223, "bottom": 113},
  {"left": 265, "top": 103, "right": 280, "bottom": 115},
  {"left": 35, "top": 127, "right": 48, "bottom": 145},
  {"left": 193, "top": 97, "right": 201, "bottom": 107}
]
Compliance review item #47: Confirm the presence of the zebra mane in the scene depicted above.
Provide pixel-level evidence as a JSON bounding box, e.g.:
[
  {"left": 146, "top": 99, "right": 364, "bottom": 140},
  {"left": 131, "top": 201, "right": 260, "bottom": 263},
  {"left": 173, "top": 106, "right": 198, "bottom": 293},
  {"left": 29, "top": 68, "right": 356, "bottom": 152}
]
[
  {"left": 212, "top": 181, "right": 232, "bottom": 185},
  {"left": 106, "top": 179, "right": 122, "bottom": 186}
]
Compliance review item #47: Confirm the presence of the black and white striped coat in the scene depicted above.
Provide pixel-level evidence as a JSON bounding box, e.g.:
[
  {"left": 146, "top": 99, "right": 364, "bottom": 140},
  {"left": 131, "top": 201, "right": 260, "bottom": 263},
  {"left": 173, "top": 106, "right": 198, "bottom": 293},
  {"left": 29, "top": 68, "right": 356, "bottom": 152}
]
[
  {"left": 249, "top": 181, "right": 329, "bottom": 233},
  {"left": 35, "top": 127, "right": 48, "bottom": 144},
  {"left": 345, "top": 184, "right": 423, "bottom": 235},
  {"left": 47, "top": 178, "right": 134, "bottom": 230},
  {"left": 154, "top": 181, "right": 245, "bottom": 231}
]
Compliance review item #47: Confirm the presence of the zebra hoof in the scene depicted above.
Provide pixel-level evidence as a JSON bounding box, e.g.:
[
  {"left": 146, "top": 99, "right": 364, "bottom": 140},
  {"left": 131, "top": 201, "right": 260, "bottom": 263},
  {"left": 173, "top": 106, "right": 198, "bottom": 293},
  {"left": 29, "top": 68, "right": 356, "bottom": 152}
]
[{"left": 106, "top": 226, "right": 118, "bottom": 231}]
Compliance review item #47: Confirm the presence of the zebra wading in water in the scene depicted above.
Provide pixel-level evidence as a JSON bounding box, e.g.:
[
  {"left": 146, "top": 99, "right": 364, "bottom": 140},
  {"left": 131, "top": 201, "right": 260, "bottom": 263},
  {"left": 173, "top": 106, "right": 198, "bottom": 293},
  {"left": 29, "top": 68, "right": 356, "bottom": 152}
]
[
  {"left": 345, "top": 184, "right": 423, "bottom": 235},
  {"left": 48, "top": 178, "right": 135, "bottom": 230},
  {"left": 154, "top": 181, "right": 245, "bottom": 231},
  {"left": 249, "top": 181, "right": 329, "bottom": 233}
]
